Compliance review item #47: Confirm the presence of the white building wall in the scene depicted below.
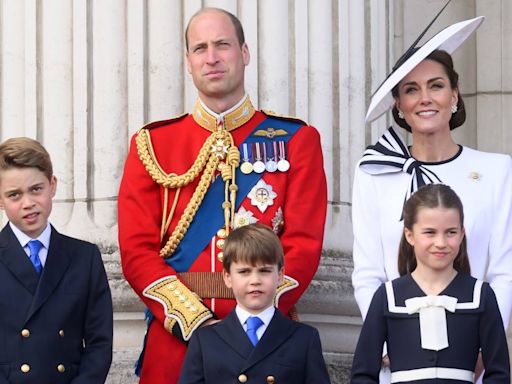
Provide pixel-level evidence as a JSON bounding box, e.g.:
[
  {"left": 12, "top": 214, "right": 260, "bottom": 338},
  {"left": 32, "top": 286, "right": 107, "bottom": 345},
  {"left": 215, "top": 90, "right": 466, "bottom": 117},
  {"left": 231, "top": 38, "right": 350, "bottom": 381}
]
[{"left": 0, "top": 1, "right": 510, "bottom": 382}]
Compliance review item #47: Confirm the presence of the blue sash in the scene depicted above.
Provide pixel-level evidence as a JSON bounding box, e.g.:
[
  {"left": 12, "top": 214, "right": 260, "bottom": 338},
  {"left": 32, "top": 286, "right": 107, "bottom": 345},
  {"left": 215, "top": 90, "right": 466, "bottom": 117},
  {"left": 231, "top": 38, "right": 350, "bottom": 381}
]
[{"left": 166, "top": 117, "right": 302, "bottom": 272}]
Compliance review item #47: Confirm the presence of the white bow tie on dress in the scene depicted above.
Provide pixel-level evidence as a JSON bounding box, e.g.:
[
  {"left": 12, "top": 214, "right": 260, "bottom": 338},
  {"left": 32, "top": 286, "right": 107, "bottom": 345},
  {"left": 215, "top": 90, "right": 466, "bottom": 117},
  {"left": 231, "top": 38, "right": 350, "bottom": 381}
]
[{"left": 405, "top": 295, "right": 458, "bottom": 351}]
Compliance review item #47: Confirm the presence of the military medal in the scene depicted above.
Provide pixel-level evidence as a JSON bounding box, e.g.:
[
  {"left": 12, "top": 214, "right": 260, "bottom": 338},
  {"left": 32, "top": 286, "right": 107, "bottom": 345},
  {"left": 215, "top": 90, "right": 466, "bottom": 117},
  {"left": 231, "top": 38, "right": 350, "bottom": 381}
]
[
  {"left": 277, "top": 141, "right": 290, "bottom": 172},
  {"left": 265, "top": 142, "right": 278, "bottom": 172},
  {"left": 252, "top": 143, "right": 266, "bottom": 173},
  {"left": 240, "top": 143, "right": 253, "bottom": 174},
  {"left": 240, "top": 162, "right": 253, "bottom": 174},
  {"left": 266, "top": 160, "right": 278, "bottom": 172}
]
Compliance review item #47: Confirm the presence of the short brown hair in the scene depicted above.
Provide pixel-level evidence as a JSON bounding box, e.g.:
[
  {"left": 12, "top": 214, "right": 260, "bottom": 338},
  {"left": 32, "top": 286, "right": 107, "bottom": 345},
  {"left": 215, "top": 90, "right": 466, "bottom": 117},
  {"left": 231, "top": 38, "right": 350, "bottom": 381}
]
[
  {"left": 185, "top": 7, "right": 246, "bottom": 52},
  {"left": 398, "top": 184, "right": 470, "bottom": 275},
  {"left": 392, "top": 49, "right": 466, "bottom": 132},
  {"left": 223, "top": 224, "right": 284, "bottom": 272},
  {"left": 0, "top": 137, "right": 53, "bottom": 181}
]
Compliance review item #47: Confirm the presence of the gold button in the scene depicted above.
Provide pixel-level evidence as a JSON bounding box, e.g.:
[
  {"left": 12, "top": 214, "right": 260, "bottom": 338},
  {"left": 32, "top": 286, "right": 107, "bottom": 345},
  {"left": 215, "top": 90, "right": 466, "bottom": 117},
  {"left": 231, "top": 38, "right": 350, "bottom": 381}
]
[
  {"left": 21, "top": 364, "right": 30, "bottom": 373},
  {"left": 238, "top": 374, "right": 247, "bottom": 383},
  {"left": 267, "top": 375, "right": 275, "bottom": 383},
  {"left": 217, "top": 252, "right": 224, "bottom": 262},
  {"left": 216, "top": 239, "right": 225, "bottom": 249},
  {"left": 59, "top": 329, "right": 65, "bottom": 337},
  {"left": 217, "top": 228, "right": 227, "bottom": 238},
  {"left": 190, "top": 306, "right": 197, "bottom": 313},
  {"left": 57, "top": 364, "right": 65, "bottom": 373},
  {"left": 168, "top": 283, "right": 176, "bottom": 291},
  {"left": 184, "top": 301, "right": 191, "bottom": 308},
  {"left": 21, "top": 329, "right": 30, "bottom": 338},
  {"left": 179, "top": 295, "right": 186, "bottom": 303}
]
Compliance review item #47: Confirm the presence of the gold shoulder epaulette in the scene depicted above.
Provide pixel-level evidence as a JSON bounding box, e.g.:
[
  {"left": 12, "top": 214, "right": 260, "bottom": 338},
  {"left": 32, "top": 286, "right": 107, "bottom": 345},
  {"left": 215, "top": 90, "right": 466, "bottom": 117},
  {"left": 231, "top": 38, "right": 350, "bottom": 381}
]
[
  {"left": 261, "top": 110, "right": 307, "bottom": 126},
  {"left": 138, "top": 113, "right": 188, "bottom": 132}
]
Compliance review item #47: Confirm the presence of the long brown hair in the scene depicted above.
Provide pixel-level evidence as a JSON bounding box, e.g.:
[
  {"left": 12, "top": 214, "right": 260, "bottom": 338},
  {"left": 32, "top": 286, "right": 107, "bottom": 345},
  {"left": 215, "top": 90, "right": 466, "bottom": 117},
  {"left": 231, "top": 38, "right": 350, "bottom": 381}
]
[{"left": 398, "top": 184, "right": 470, "bottom": 275}]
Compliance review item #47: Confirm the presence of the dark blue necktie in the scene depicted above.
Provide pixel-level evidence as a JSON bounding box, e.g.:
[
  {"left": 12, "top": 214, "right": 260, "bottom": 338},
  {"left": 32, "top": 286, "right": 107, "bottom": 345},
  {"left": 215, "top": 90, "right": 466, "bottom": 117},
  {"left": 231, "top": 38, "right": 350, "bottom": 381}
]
[
  {"left": 27, "top": 240, "right": 43, "bottom": 275},
  {"left": 246, "top": 316, "right": 263, "bottom": 346}
]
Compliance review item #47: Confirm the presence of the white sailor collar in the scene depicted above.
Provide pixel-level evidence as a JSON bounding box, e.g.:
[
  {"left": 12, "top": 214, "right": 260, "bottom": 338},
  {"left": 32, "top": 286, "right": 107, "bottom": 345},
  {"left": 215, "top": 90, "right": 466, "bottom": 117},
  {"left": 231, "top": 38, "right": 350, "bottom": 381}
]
[{"left": 385, "top": 273, "right": 483, "bottom": 315}]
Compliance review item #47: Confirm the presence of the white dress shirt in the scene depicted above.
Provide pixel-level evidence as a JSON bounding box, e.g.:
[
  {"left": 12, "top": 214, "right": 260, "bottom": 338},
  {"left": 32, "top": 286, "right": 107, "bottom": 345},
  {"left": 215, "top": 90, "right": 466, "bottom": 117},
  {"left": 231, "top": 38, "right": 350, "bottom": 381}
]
[
  {"left": 10, "top": 221, "right": 52, "bottom": 267},
  {"left": 235, "top": 305, "right": 275, "bottom": 341}
]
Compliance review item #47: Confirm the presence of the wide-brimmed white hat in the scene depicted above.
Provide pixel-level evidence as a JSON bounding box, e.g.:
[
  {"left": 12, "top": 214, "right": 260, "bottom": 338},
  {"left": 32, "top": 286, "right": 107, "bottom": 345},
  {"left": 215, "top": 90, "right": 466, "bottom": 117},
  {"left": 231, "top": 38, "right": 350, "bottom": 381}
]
[{"left": 365, "top": 15, "right": 485, "bottom": 123}]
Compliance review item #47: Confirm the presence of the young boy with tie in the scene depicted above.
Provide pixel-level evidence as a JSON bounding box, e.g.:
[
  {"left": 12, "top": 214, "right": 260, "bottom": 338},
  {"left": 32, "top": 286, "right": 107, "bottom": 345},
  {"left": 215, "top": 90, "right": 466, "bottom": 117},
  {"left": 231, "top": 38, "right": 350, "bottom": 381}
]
[
  {"left": 0, "top": 137, "right": 113, "bottom": 383},
  {"left": 179, "top": 223, "right": 331, "bottom": 384}
]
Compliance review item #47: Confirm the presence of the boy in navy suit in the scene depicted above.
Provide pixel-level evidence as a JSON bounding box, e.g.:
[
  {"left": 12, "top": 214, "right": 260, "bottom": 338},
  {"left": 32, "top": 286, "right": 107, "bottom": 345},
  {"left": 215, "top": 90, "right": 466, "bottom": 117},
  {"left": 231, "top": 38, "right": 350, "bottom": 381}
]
[
  {"left": 179, "top": 223, "right": 331, "bottom": 384},
  {"left": 0, "top": 137, "right": 113, "bottom": 383}
]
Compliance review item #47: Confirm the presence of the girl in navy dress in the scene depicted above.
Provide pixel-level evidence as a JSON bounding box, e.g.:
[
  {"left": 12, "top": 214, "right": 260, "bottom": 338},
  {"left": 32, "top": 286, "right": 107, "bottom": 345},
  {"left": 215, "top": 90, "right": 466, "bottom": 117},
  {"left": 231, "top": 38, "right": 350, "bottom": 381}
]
[{"left": 351, "top": 184, "right": 510, "bottom": 383}]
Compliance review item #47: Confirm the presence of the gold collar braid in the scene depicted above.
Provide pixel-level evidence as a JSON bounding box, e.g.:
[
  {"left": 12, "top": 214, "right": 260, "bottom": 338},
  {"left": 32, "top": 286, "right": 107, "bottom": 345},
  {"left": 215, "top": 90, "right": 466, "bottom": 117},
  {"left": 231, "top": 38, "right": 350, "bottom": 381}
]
[
  {"left": 136, "top": 107, "right": 248, "bottom": 258},
  {"left": 192, "top": 95, "right": 255, "bottom": 132}
]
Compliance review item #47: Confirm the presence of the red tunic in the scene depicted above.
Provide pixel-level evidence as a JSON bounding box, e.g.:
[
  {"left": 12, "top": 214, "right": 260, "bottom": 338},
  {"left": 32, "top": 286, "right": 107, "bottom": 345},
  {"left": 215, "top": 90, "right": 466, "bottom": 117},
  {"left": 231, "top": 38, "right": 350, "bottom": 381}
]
[{"left": 118, "top": 110, "right": 327, "bottom": 384}]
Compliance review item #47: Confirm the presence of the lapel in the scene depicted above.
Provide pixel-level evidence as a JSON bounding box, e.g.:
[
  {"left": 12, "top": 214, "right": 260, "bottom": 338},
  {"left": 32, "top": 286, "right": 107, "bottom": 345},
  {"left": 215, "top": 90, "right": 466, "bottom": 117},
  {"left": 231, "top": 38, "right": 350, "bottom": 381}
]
[
  {"left": 214, "top": 309, "right": 254, "bottom": 359},
  {"left": 241, "top": 310, "right": 298, "bottom": 372},
  {"left": 26, "top": 226, "right": 71, "bottom": 321},
  {"left": 0, "top": 224, "right": 40, "bottom": 294}
]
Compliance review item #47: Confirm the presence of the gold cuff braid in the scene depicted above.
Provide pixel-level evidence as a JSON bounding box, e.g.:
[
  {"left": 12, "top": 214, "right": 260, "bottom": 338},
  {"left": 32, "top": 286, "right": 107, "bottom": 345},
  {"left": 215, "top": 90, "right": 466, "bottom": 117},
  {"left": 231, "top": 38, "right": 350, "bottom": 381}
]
[
  {"left": 144, "top": 274, "right": 299, "bottom": 340},
  {"left": 143, "top": 276, "right": 213, "bottom": 341},
  {"left": 273, "top": 275, "right": 300, "bottom": 307}
]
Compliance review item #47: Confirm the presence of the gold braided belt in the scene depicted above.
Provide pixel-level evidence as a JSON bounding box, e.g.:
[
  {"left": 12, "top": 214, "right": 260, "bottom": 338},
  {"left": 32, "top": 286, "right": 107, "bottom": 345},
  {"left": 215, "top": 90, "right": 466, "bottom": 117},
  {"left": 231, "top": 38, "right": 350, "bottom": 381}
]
[{"left": 178, "top": 272, "right": 235, "bottom": 299}]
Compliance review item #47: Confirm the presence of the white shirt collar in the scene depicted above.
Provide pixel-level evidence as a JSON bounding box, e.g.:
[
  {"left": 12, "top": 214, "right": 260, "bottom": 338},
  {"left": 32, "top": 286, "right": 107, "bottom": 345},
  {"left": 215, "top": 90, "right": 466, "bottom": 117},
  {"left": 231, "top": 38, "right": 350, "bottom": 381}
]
[
  {"left": 236, "top": 305, "right": 275, "bottom": 328},
  {"left": 9, "top": 221, "right": 51, "bottom": 249}
]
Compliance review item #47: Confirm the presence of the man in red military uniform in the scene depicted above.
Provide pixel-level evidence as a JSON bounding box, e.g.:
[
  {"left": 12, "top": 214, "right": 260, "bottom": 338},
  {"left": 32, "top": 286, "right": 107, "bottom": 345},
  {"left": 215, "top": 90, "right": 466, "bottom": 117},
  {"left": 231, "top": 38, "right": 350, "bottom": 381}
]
[{"left": 118, "top": 7, "right": 327, "bottom": 384}]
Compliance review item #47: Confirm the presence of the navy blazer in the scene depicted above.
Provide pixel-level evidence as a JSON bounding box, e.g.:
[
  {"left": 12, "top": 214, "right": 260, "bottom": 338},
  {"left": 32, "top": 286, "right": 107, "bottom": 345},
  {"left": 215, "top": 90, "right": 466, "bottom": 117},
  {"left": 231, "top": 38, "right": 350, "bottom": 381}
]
[
  {"left": 0, "top": 224, "right": 113, "bottom": 383},
  {"left": 179, "top": 308, "right": 331, "bottom": 384}
]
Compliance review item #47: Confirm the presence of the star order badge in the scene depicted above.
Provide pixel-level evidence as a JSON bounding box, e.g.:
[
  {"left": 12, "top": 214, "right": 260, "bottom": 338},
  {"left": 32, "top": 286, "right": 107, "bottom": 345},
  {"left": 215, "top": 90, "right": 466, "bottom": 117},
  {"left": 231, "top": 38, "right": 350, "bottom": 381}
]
[
  {"left": 211, "top": 139, "right": 229, "bottom": 159},
  {"left": 248, "top": 179, "right": 277, "bottom": 213},
  {"left": 233, "top": 207, "right": 259, "bottom": 229}
]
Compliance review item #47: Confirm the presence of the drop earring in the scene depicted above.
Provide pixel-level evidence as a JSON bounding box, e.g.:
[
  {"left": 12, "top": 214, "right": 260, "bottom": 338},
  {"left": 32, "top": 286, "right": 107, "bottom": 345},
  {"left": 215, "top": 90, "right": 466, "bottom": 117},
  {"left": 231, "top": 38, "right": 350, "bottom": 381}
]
[
  {"left": 398, "top": 110, "right": 405, "bottom": 119},
  {"left": 451, "top": 104, "right": 458, "bottom": 114}
]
